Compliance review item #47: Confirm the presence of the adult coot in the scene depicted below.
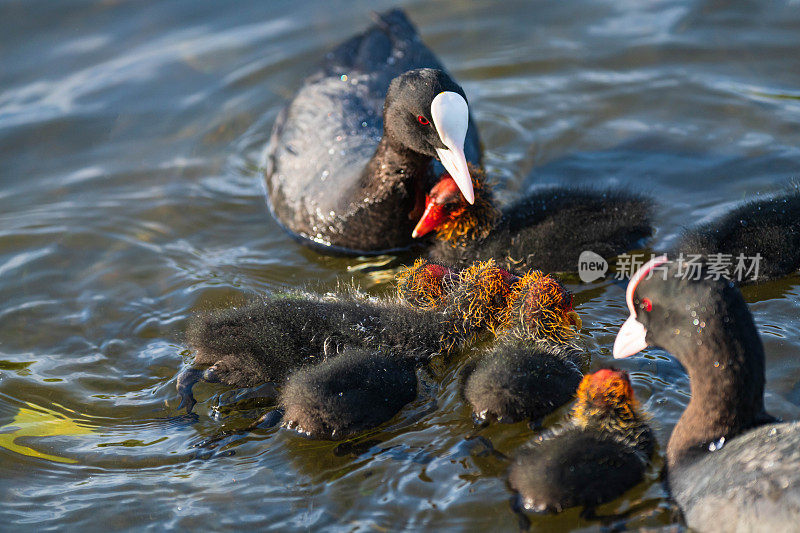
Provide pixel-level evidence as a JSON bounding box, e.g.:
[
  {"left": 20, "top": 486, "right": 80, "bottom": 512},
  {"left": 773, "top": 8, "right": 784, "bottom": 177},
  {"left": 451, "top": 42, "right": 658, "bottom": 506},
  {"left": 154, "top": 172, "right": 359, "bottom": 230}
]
[
  {"left": 265, "top": 9, "right": 481, "bottom": 254},
  {"left": 508, "top": 369, "right": 653, "bottom": 513},
  {"left": 614, "top": 257, "right": 800, "bottom": 532}
]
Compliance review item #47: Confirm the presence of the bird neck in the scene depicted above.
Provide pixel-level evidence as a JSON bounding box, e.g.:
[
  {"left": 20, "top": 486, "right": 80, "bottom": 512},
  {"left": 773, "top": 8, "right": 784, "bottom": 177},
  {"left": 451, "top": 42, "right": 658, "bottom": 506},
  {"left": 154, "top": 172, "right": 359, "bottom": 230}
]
[
  {"left": 667, "top": 307, "right": 768, "bottom": 468},
  {"left": 363, "top": 136, "right": 431, "bottom": 188}
]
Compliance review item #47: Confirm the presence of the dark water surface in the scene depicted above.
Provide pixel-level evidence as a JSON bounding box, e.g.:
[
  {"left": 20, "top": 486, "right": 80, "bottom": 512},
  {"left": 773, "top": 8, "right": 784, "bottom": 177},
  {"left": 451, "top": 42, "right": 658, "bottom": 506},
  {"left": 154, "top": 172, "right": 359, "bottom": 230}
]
[{"left": 2, "top": 0, "right": 800, "bottom": 530}]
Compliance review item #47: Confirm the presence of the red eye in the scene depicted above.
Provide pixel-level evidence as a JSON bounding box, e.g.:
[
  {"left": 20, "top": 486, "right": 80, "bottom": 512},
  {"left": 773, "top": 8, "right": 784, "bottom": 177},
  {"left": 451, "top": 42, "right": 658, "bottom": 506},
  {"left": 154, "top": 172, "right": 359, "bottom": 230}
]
[
  {"left": 417, "top": 115, "right": 430, "bottom": 125},
  {"left": 641, "top": 297, "right": 653, "bottom": 313}
]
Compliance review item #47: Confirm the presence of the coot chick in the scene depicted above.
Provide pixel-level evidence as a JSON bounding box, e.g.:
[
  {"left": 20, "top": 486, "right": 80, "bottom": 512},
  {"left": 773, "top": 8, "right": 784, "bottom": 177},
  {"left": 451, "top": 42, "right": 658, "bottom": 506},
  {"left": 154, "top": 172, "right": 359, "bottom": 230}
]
[
  {"left": 395, "top": 258, "right": 456, "bottom": 309},
  {"left": 494, "top": 269, "right": 582, "bottom": 343},
  {"left": 265, "top": 9, "right": 481, "bottom": 254},
  {"left": 279, "top": 348, "right": 417, "bottom": 440},
  {"left": 463, "top": 342, "right": 584, "bottom": 425},
  {"left": 614, "top": 257, "right": 800, "bottom": 532},
  {"left": 179, "top": 261, "right": 519, "bottom": 412},
  {"left": 508, "top": 369, "right": 653, "bottom": 513},
  {"left": 277, "top": 262, "right": 579, "bottom": 439},
  {"left": 179, "top": 290, "right": 453, "bottom": 412},
  {"left": 462, "top": 271, "right": 586, "bottom": 424},
  {"left": 267, "top": 261, "right": 521, "bottom": 439},
  {"left": 396, "top": 258, "right": 583, "bottom": 344},
  {"left": 670, "top": 185, "right": 800, "bottom": 283},
  {"left": 414, "top": 170, "right": 654, "bottom": 272}
]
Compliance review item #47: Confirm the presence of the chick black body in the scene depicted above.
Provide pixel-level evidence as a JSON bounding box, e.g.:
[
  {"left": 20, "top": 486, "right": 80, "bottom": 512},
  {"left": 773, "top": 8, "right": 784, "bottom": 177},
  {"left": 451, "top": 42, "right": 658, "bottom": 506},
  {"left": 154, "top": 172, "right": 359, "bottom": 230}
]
[
  {"left": 510, "top": 428, "right": 651, "bottom": 513},
  {"left": 178, "top": 290, "right": 454, "bottom": 414},
  {"left": 671, "top": 185, "right": 800, "bottom": 282},
  {"left": 462, "top": 341, "right": 584, "bottom": 424},
  {"left": 272, "top": 260, "right": 527, "bottom": 438},
  {"left": 508, "top": 370, "right": 653, "bottom": 513},
  {"left": 459, "top": 271, "right": 586, "bottom": 424},
  {"left": 185, "top": 292, "right": 449, "bottom": 387},
  {"left": 279, "top": 348, "right": 418, "bottom": 440},
  {"left": 180, "top": 261, "right": 580, "bottom": 438},
  {"left": 426, "top": 182, "right": 654, "bottom": 273},
  {"left": 179, "top": 262, "right": 516, "bottom": 417}
]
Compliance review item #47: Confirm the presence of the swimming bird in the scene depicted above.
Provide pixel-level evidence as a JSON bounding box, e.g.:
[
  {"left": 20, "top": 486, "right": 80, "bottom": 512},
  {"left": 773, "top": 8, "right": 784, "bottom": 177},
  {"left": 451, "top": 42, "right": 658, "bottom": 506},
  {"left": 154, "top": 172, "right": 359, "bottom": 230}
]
[
  {"left": 278, "top": 259, "right": 581, "bottom": 439},
  {"left": 178, "top": 260, "right": 516, "bottom": 413},
  {"left": 412, "top": 168, "right": 654, "bottom": 272},
  {"left": 508, "top": 369, "right": 653, "bottom": 513},
  {"left": 276, "top": 260, "right": 527, "bottom": 438},
  {"left": 178, "top": 289, "right": 452, "bottom": 412},
  {"left": 614, "top": 257, "right": 800, "bottom": 532},
  {"left": 397, "top": 258, "right": 522, "bottom": 344},
  {"left": 670, "top": 184, "right": 800, "bottom": 283},
  {"left": 265, "top": 9, "right": 480, "bottom": 254},
  {"left": 461, "top": 270, "right": 586, "bottom": 424},
  {"left": 278, "top": 261, "right": 583, "bottom": 439},
  {"left": 279, "top": 348, "right": 418, "bottom": 440}
]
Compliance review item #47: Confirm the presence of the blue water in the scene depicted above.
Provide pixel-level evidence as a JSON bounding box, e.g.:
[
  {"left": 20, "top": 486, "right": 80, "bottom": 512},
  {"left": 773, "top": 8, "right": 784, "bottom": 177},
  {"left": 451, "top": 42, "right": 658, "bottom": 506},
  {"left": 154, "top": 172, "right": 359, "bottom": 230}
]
[{"left": 2, "top": 1, "right": 800, "bottom": 530}]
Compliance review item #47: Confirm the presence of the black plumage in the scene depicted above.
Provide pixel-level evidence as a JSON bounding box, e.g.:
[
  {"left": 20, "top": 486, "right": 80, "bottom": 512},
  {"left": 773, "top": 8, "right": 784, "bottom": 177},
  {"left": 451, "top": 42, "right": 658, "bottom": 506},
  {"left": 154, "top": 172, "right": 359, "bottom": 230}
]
[
  {"left": 185, "top": 291, "right": 450, "bottom": 389},
  {"left": 178, "top": 264, "right": 515, "bottom": 416},
  {"left": 424, "top": 179, "right": 654, "bottom": 273},
  {"left": 462, "top": 341, "right": 584, "bottom": 424},
  {"left": 180, "top": 261, "right": 582, "bottom": 437},
  {"left": 279, "top": 348, "right": 417, "bottom": 440},
  {"left": 614, "top": 261, "right": 800, "bottom": 531},
  {"left": 510, "top": 429, "right": 651, "bottom": 513},
  {"left": 460, "top": 269, "right": 586, "bottom": 424},
  {"left": 269, "top": 261, "right": 527, "bottom": 438},
  {"left": 671, "top": 185, "right": 800, "bottom": 282},
  {"left": 508, "top": 369, "right": 653, "bottom": 513},
  {"left": 265, "top": 9, "right": 480, "bottom": 254}
]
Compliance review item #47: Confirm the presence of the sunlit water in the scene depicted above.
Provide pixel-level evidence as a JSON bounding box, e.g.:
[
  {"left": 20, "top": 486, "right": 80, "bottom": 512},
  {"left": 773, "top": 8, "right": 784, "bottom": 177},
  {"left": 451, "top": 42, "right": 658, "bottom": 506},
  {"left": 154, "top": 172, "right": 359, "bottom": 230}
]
[{"left": 2, "top": 0, "right": 800, "bottom": 530}]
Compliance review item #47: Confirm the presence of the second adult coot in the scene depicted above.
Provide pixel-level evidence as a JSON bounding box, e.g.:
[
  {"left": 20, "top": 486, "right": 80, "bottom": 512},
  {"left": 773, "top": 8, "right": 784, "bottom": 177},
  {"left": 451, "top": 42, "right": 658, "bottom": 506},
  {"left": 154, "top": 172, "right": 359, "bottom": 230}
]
[{"left": 614, "top": 257, "right": 800, "bottom": 532}]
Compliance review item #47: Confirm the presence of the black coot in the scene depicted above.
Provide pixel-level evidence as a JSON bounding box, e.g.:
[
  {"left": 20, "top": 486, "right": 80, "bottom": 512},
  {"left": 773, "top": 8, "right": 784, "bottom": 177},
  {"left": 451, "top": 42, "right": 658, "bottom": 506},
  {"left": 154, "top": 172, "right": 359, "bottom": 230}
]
[
  {"left": 279, "top": 348, "right": 417, "bottom": 440},
  {"left": 670, "top": 185, "right": 800, "bottom": 283},
  {"left": 276, "top": 260, "right": 525, "bottom": 439},
  {"left": 279, "top": 260, "right": 580, "bottom": 439},
  {"left": 614, "top": 258, "right": 800, "bottom": 532},
  {"left": 508, "top": 369, "right": 653, "bottom": 513},
  {"left": 462, "top": 342, "right": 585, "bottom": 424},
  {"left": 412, "top": 169, "right": 653, "bottom": 272},
  {"left": 178, "top": 260, "right": 518, "bottom": 415},
  {"left": 265, "top": 9, "right": 480, "bottom": 254},
  {"left": 461, "top": 270, "right": 586, "bottom": 424},
  {"left": 178, "top": 290, "right": 451, "bottom": 412},
  {"left": 180, "top": 260, "right": 583, "bottom": 439}
]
